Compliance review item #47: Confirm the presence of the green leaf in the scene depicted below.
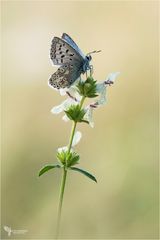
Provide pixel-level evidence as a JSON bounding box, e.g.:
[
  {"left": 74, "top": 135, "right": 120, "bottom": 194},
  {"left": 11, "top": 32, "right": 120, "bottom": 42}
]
[
  {"left": 70, "top": 167, "right": 97, "bottom": 183},
  {"left": 38, "top": 164, "right": 61, "bottom": 177}
]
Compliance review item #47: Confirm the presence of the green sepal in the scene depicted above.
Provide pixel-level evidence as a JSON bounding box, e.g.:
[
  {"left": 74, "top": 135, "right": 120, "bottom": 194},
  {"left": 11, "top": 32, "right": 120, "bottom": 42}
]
[
  {"left": 80, "top": 119, "right": 89, "bottom": 124},
  {"left": 57, "top": 150, "right": 66, "bottom": 165},
  {"left": 77, "top": 77, "right": 98, "bottom": 98},
  {"left": 67, "top": 152, "right": 80, "bottom": 167},
  {"left": 38, "top": 164, "right": 61, "bottom": 176},
  {"left": 57, "top": 149, "right": 80, "bottom": 167},
  {"left": 69, "top": 167, "right": 97, "bottom": 183},
  {"left": 65, "top": 104, "right": 86, "bottom": 122}
]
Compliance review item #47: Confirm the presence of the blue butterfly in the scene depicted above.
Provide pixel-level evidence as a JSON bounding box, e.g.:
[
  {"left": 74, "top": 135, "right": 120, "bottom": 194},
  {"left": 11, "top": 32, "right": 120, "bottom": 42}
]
[{"left": 49, "top": 33, "right": 99, "bottom": 89}]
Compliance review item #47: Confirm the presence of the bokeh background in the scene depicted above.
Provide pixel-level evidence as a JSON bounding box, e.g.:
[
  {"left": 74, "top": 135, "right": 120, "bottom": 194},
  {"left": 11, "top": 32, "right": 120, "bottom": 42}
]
[{"left": 1, "top": 1, "right": 159, "bottom": 239}]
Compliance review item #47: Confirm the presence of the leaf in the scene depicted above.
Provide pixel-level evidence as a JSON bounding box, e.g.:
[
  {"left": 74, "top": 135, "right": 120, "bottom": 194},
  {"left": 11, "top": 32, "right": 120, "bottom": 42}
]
[
  {"left": 38, "top": 164, "right": 61, "bottom": 177},
  {"left": 70, "top": 167, "right": 97, "bottom": 183}
]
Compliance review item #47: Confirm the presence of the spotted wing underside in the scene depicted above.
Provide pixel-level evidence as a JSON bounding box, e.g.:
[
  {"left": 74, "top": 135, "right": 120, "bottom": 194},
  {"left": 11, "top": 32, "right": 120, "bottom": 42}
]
[
  {"left": 49, "top": 63, "right": 82, "bottom": 89},
  {"left": 50, "top": 37, "right": 84, "bottom": 66}
]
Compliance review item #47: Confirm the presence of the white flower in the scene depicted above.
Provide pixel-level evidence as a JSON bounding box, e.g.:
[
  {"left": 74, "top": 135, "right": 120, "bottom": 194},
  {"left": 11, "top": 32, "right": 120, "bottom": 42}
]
[
  {"left": 84, "top": 106, "right": 94, "bottom": 128},
  {"left": 51, "top": 98, "right": 77, "bottom": 115},
  {"left": 57, "top": 131, "right": 82, "bottom": 153},
  {"left": 59, "top": 88, "right": 68, "bottom": 96},
  {"left": 96, "top": 82, "right": 107, "bottom": 105},
  {"left": 96, "top": 72, "right": 120, "bottom": 106},
  {"left": 51, "top": 72, "right": 120, "bottom": 128},
  {"left": 57, "top": 146, "right": 69, "bottom": 153},
  {"left": 106, "top": 72, "right": 120, "bottom": 83},
  {"left": 83, "top": 72, "right": 120, "bottom": 128},
  {"left": 62, "top": 114, "right": 70, "bottom": 122},
  {"left": 59, "top": 78, "right": 82, "bottom": 100},
  {"left": 51, "top": 98, "right": 74, "bottom": 114},
  {"left": 72, "top": 131, "right": 82, "bottom": 146},
  {"left": 51, "top": 82, "right": 82, "bottom": 118}
]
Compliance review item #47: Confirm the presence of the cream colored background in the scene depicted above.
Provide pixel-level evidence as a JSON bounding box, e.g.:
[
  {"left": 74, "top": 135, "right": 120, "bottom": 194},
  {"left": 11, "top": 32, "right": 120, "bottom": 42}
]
[{"left": 1, "top": 1, "right": 159, "bottom": 239}]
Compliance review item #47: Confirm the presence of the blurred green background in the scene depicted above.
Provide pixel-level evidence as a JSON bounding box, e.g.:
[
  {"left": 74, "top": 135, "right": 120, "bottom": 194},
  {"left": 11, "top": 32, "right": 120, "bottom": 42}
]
[{"left": 1, "top": 1, "right": 159, "bottom": 239}]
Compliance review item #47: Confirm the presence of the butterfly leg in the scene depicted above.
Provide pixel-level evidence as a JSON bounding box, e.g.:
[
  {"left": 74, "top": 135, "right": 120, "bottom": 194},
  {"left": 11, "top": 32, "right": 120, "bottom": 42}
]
[
  {"left": 86, "top": 71, "right": 88, "bottom": 79},
  {"left": 90, "top": 65, "right": 93, "bottom": 77}
]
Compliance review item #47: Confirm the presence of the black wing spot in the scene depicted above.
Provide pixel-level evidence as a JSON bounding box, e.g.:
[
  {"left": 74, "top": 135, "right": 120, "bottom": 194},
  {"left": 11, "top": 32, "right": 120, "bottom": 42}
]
[
  {"left": 61, "top": 55, "right": 65, "bottom": 58},
  {"left": 59, "top": 68, "right": 64, "bottom": 73},
  {"left": 66, "top": 49, "right": 69, "bottom": 53},
  {"left": 70, "top": 53, "right": 74, "bottom": 56},
  {"left": 70, "top": 58, "right": 72, "bottom": 61}
]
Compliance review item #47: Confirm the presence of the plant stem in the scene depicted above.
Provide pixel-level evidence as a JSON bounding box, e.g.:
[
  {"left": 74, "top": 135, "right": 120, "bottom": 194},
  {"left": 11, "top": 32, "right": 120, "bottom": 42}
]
[
  {"left": 55, "top": 167, "right": 67, "bottom": 239},
  {"left": 67, "top": 96, "right": 85, "bottom": 155},
  {"left": 67, "top": 121, "right": 77, "bottom": 154},
  {"left": 79, "top": 96, "right": 85, "bottom": 109},
  {"left": 55, "top": 95, "right": 85, "bottom": 239}
]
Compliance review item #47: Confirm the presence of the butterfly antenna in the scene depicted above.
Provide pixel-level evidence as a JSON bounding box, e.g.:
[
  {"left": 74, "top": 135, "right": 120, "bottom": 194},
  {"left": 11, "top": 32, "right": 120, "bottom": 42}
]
[{"left": 87, "top": 50, "right": 101, "bottom": 55}]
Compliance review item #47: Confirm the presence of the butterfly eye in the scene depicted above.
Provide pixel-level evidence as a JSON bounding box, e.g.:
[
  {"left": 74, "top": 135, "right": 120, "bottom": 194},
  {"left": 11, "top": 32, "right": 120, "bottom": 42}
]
[{"left": 86, "top": 55, "right": 91, "bottom": 61}]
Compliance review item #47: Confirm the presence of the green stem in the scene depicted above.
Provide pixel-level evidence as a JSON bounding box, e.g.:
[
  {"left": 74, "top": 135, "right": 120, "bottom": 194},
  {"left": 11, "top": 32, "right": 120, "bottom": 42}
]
[
  {"left": 55, "top": 168, "right": 67, "bottom": 239},
  {"left": 55, "top": 95, "right": 86, "bottom": 239},
  {"left": 79, "top": 96, "right": 85, "bottom": 109},
  {"left": 67, "top": 96, "right": 85, "bottom": 155},
  {"left": 67, "top": 121, "right": 77, "bottom": 154}
]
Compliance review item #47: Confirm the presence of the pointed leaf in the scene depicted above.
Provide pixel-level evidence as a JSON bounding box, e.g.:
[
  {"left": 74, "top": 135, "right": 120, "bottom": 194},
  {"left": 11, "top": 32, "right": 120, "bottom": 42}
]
[
  {"left": 70, "top": 167, "right": 97, "bottom": 183},
  {"left": 38, "top": 164, "right": 61, "bottom": 177}
]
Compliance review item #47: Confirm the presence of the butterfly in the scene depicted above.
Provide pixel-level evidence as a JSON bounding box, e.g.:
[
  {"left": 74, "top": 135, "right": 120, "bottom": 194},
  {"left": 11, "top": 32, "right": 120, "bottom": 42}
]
[{"left": 49, "top": 33, "right": 95, "bottom": 89}]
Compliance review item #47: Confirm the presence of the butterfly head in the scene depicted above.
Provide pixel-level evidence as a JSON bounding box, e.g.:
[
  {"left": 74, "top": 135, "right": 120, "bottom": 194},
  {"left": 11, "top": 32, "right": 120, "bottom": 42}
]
[
  {"left": 82, "top": 50, "right": 101, "bottom": 73},
  {"left": 82, "top": 55, "right": 92, "bottom": 73}
]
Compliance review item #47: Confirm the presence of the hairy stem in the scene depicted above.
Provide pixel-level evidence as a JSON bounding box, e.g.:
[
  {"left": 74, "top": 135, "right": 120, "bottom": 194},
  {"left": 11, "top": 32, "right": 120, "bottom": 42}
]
[{"left": 55, "top": 95, "right": 85, "bottom": 239}]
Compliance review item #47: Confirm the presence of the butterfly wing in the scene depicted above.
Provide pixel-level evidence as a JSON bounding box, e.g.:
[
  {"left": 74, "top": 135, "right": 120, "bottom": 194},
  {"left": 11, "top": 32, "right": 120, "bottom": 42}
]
[
  {"left": 50, "top": 37, "right": 84, "bottom": 66},
  {"left": 49, "top": 63, "right": 82, "bottom": 89},
  {"left": 62, "top": 33, "right": 86, "bottom": 59},
  {"left": 49, "top": 34, "right": 90, "bottom": 89}
]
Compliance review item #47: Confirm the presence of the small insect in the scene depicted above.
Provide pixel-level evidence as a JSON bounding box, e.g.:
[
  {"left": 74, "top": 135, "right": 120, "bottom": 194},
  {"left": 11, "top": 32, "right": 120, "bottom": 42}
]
[{"left": 49, "top": 33, "right": 100, "bottom": 89}]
